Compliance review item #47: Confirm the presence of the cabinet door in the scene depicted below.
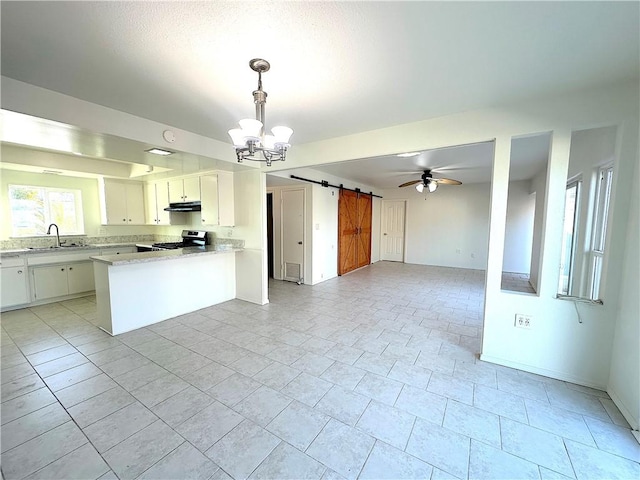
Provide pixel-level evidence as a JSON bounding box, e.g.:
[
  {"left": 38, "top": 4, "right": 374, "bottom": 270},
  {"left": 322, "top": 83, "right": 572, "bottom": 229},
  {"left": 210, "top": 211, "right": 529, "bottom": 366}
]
[
  {"left": 104, "top": 182, "right": 128, "bottom": 224},
  {"left": 217, "top": 171, "right": 235, "bottom": 226},
  {"left": 125, "top": 184, "right": 146, "bottom": 224},
  {"left": 168, "top": 179, "right": 184, "bottom": 203},
  {"left": 200, "top": 174, "right": 219, "bottom": 226},
  {"left": 32, "top": 265, "right": 68, "bottom": 300},
  {"left": 155, "top": 182, "right": 171, "bottom": 225},
  {"left": 143, "top": 183, "right": 158, "bottom": 224},
  {"left": 183, "top": 177, "right": 201, "bottom": 202},
  {"left": 67, "top": 262, "right": 95, "bottom": 294},
  {"left": 1, "top": 267, "right": 29, "bottom": 307}
]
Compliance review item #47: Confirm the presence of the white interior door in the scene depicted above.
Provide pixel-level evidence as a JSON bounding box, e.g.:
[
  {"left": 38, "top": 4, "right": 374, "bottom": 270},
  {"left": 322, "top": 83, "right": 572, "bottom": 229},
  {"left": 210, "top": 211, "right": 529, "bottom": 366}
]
[
  {"left": 281, "top": 189, "right": 305, "bottom": 283},
  {"left": 381, "top": 200, "right": 405, "bottom": 262}
]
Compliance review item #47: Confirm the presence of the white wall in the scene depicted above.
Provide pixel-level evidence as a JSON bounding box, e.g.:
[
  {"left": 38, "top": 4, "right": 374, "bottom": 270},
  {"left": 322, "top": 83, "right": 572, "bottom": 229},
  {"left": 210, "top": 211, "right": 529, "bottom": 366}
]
[
  {"left": 371, "top": 197, "right": 382, "bottom": 263},
  {"left": 382, "top": 182, "right": 491, "bottom": 270},
  {"left": 607, "top": 149, "right": 639, "bottom": 430},
  {"left": 311, "top": 184, "right": 338, "bottom": 283},
  {"left": 233, "top": 170, "right": 267, "bottom": 305},
  {"left": 502, "top": 180, "right": 535, "bottom": 274}
]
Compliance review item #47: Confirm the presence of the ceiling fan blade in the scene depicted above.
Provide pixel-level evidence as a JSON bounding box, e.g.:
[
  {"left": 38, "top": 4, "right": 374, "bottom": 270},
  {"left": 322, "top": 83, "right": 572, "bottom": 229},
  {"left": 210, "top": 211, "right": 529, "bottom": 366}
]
[
  {"left": 398, "top": 179, "right": 421, "bottom": 188},
  {"left": 434, "top": 178, "right": 462, "bottom": 185}
]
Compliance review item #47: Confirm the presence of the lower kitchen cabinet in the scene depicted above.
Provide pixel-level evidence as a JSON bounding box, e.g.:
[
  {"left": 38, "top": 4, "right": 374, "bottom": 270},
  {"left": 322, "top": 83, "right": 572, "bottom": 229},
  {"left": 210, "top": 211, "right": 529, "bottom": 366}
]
[
  {"left": 1, "top": 266, "right": 29, "bottom": 308},
  {"left": 67, "top": 261, "right": 96, "bottom": 294},
  {"left": 31, "top": 261, "right": 95, "bottom": 301}
]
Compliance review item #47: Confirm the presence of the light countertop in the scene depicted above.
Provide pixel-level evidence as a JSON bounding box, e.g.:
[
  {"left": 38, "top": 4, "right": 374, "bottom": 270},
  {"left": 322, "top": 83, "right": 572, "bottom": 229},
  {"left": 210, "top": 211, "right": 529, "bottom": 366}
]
[{"left": 91, "top": 245, "right": 242, "bottom": 266}]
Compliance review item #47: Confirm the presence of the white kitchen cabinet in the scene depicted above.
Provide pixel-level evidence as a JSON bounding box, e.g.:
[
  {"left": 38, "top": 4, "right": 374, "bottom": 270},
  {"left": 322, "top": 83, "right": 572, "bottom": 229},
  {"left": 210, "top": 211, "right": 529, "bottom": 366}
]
[
  {"left": 31, "top": 260, "right": 96, "bottom": 300},
  {"left": 67, "top": 261, "right": 95, "bottom": 294},
  {"left": 169, "top": 177, "right": 200, "bottom": 203},
  {"left": 1, "top": 265, "right": 29, "bottom": 308},
  {"left": 200, "top": 172, "right": 235, "bottom": 226},
  {"left": 144, "top": 182, "right": 171, "bottom": 225},
  {"left": 200, "top": 174, "right": 219, "bottom": 227},
  {"left": 32, "top": 265, "right": 69, "bottom": 300},
  {"left": 103, "top": 180, "right": 145, "bottom": 225}
]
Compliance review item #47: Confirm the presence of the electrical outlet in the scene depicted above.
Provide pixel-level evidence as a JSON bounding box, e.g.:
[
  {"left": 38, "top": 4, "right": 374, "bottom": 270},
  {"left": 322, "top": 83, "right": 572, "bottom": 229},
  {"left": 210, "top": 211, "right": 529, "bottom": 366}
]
[{"left": 515, "top": 314, "right": 532, "bottom": 329}]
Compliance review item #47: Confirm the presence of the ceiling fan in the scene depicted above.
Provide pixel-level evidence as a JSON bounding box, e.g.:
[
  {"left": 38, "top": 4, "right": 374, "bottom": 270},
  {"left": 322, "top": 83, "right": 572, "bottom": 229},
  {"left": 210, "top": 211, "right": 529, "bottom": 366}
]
[{"left": 398, "top": 169, "right": 462, "bottom": 193}]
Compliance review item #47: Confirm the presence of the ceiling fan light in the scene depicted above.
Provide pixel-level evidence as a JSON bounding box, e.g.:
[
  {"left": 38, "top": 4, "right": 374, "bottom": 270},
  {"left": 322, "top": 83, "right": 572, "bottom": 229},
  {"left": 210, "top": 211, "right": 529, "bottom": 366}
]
[
  {"left": 228, "top": 128, "right": 246, "bottom": 147},
  {"left": 239, "top": 118, "right": 263, "bottom": 142},
  {"left": 428, "top": 181, "right": 438, "bottom": 193},
  {"left": 272, "top": 126, "right": 293, "bottom": 145},
  {"left": 415, "top": 183, "right": 425, "bottom": 193}
]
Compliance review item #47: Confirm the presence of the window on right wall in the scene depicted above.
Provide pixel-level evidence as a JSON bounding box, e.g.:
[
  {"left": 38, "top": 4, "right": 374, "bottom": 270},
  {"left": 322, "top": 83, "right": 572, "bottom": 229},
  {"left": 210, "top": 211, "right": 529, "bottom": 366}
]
[
  {"left": 558, "top": 178, "right": 582, "bottom": 296},
  {"left": 588, "top": 165, "right": 614, "bottom": 300}
]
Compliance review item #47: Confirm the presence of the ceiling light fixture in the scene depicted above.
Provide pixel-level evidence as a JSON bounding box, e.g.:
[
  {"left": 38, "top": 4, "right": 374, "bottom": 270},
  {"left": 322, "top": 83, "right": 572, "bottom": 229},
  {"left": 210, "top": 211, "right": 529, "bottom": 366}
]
[
  {"left": 415, "top": 180, "right": 438, "bottom": 193},
  {"left": 397, "top": 152, "right": 421, "bottom": 157},
  {"left": 146, "top": 148, "right": 174, "bottom": 156},
  {"left": 228, "top": 59, "right": 293, "bottom": 167}
]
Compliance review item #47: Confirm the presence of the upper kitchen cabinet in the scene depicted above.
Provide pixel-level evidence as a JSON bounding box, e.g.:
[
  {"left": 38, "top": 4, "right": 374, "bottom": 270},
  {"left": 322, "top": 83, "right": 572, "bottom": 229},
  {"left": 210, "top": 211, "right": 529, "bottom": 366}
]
[
  {"left": 201, "top": 172, "right": 235, "bottom": 226},
  {"left": 144, "top": 181, "right": 171, "bottom": 225},
  {"left": 169, "top": 176, "right": 200, "bottom": 203},
  {"left": 100, "top": 179, "right": 146, "bottom": 225}
]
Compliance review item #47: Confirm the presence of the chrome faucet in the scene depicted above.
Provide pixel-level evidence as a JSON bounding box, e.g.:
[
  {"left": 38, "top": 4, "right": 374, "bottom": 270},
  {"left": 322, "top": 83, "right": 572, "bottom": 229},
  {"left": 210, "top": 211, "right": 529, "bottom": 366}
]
[{"left": 46, "top": 223, "right": 61, "bottom": 247}]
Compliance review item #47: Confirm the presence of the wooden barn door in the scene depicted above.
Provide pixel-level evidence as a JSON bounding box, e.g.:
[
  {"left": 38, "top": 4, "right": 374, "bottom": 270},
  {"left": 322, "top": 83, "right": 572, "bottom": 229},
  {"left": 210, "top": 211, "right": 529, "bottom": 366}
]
[
  {"left": 338, "top": 190, "right": 372, "bottom": 275},
  {"left": 356, "top": 194, "right": 372, "bottom": 268}
]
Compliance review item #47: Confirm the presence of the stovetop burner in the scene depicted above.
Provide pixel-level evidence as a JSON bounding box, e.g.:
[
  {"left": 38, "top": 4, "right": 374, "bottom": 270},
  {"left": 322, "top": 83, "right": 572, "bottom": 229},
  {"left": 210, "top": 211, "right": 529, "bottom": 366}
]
[{"left": 152, "top": 242, "right": 184, "bottom": 250}]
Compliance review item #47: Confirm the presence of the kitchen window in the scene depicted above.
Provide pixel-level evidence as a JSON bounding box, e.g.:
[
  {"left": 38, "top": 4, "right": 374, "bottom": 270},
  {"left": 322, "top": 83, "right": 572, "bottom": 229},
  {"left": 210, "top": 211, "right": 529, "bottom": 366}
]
[{"left": 8, "top": 184, "right": 85, "bottom": 237}]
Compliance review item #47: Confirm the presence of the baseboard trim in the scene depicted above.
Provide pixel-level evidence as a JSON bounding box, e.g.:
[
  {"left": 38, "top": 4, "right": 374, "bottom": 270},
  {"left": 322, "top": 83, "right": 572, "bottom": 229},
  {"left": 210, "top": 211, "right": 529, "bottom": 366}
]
[
  {"left": 607, "top": 387, "right": 640, "bottom": 432},
  {"left": 480, "top": 354, "right": 606, "bottom": 390}
]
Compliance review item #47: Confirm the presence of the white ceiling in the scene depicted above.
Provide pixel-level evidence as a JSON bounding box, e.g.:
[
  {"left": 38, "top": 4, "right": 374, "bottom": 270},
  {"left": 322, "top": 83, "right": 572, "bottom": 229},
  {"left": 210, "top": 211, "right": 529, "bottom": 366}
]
[{"left": 1, "top": 2, "right": 638, "bottom": 187}]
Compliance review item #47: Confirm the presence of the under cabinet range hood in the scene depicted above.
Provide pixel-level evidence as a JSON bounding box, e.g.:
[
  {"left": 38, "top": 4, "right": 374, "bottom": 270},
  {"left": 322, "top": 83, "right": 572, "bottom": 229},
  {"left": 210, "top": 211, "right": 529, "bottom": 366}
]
[{"left": 164, "top": 201, "right": 201, "bottom": 212}]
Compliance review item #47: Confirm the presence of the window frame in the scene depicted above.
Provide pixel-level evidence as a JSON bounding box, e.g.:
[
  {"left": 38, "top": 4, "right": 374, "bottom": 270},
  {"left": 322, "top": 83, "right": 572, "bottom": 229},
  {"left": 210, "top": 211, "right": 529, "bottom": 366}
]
[
  {"left": 587, "top": 164, "right": 614, "bottom": 300},
  {"left": 8, "top": 184, "right": 85, "bottom": 237},
  {"left": 558, "top": 178, "right": 582, "bottom": 296}
]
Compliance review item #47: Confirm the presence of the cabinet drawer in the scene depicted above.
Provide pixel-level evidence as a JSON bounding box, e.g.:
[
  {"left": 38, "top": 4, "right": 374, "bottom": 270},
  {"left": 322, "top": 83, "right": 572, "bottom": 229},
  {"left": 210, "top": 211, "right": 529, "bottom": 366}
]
[
  {"left": 27, "top": 250, "right": 100, "bottom": 266},
  {"left": 1, "top": 256, "right": 25, "bottom": 268}
]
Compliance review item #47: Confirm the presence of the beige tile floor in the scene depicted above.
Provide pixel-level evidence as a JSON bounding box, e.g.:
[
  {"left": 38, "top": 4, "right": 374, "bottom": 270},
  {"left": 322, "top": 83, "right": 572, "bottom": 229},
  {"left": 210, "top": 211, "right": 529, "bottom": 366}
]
[{"left": 1, "top": 262, "right": 638, "bottom": 480}]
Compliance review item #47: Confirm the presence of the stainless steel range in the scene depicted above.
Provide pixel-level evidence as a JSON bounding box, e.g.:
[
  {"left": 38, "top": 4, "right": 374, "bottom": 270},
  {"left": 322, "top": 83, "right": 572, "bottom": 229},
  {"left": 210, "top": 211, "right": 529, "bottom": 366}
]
[{"left": 136, "top": 230, "right": 207, "bottom": 252}]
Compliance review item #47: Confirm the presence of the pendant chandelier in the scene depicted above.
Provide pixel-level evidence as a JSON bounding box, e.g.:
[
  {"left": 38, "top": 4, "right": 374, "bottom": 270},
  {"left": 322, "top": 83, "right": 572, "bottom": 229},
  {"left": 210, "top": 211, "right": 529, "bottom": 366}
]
[{"left": 228, "top": 59, "right": 293, "bottom": 167}]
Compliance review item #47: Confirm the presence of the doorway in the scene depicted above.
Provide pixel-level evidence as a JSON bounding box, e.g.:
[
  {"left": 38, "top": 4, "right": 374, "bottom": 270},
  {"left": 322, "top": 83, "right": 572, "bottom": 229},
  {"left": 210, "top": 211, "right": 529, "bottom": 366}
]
[
  {"left": 267, "top": 193, "right": 274, "bottom": 278},
  {"left": 381, "top": 200, "right": 406, "bottom": 262}
]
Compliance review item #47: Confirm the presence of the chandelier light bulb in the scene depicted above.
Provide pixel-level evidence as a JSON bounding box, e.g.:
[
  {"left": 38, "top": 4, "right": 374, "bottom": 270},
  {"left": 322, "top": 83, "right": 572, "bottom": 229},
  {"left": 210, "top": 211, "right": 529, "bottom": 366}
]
[
  {"left": 272, "top": 126, "right": 293, "bottom": 146},
  {"left": 228, "top": 129, "right": 245, "bottom": 147},
  {"left": 428, "top": 181, "right": 438, "bottom": 192},
  {"left": 415, "top": 183, "right": 424, "bottom": 193},
  {"left": 238, "top": 119, "right": 263, "bottom": 143}
]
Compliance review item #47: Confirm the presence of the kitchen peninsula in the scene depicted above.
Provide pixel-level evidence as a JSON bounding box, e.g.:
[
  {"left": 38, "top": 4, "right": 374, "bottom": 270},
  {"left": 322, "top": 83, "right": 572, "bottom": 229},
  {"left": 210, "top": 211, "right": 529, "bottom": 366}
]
[{"left": 91, "top": 245, "right": 242, "bottom": 335}]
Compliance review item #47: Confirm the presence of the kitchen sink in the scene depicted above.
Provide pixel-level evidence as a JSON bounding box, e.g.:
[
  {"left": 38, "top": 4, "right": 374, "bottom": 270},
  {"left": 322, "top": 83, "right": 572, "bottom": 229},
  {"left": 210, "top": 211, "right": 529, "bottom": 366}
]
[{"left": 27, "top": 244, "right": 91, "bottom": 251}]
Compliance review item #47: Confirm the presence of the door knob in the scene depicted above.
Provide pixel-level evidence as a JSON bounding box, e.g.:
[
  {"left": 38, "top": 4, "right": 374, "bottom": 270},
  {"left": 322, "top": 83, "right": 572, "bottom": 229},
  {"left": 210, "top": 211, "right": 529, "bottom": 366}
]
[
  {"left": 383, "top": 233, "right": 388, "bottom": 235},
  {"left": 298, "top": 241, "right": 303, "bottom": 245}
]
